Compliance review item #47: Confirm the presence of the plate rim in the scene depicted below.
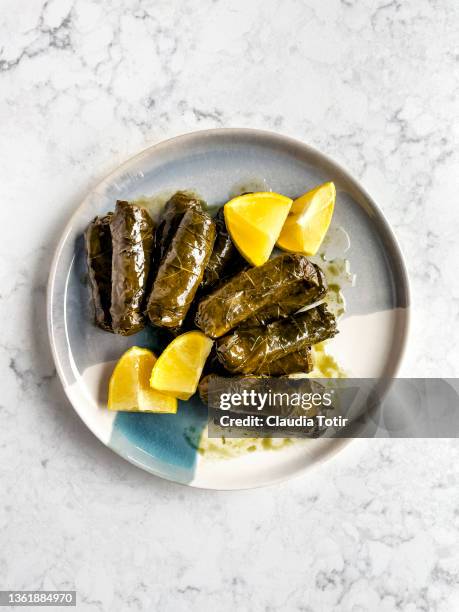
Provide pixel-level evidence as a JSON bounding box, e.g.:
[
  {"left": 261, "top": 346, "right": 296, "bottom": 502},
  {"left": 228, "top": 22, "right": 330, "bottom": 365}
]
[{"left": 47, "top": 127, "right": 411, "bottom": 490}]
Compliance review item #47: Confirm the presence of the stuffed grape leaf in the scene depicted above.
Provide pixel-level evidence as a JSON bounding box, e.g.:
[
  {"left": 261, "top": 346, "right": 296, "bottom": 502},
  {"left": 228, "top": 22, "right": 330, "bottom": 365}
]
[
  {"left": 195, "top": 254, "right": 327, "bottom": 338},
  {"left": 216, "top": 305, "right": 337, "bottom": 374},
  {"left": 85, "top": 213, "right": 113, "bottom": 332},
  {"left": 110, "top": 200, "right": 155, "bottom": 335},
  {"left": 147, "top": 208, "right": 216, "bottom": 328}
]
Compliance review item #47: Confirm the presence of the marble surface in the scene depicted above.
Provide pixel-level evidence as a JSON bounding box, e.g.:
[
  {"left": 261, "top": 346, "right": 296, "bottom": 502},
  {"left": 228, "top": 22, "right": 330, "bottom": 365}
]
[{"left": 1, "top": 0, "right": 458, "bottom": 610}]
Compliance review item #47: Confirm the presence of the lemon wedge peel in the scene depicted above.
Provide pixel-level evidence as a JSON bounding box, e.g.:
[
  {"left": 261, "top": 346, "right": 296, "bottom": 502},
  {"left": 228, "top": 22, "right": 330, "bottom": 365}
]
[
  {"left": 150, "top": 331, "right": 213, "bottom": 401},
  {"left": 224, "top": 192, "right": 293, "bottom": 266},
  {"left": 277, "top": 182, "right": 336, "bottom": 256},
  {"left": 108, "top": 346, "right": 177, "bottom": 413}
]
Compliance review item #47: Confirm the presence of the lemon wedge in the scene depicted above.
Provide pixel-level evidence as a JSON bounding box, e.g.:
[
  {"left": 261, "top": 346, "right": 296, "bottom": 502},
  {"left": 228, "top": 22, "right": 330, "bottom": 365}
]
[
  {"left": 150, "top": 331, "right": 213, "bottom": 400},
  {"left": 277, "top": 182, "right": 336, "bottom": 255},
  {"left": 108, "top": 346, "right": 177, "bottom": 413},
  {"left": 224, "top": 192, "right": 292, "bottom": 266}
]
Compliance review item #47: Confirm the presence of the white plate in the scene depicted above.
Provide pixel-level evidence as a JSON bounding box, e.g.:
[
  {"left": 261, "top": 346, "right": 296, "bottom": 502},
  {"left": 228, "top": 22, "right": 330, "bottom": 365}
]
[{"left": 47, "top": 128, "right": 410, "bottom": 489}]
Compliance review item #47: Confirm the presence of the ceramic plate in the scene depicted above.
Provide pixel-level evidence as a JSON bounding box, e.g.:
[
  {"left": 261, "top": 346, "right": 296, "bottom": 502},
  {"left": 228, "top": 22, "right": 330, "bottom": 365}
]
[{"left": 47, "top": 128, "right": 409, "bottom": 489}]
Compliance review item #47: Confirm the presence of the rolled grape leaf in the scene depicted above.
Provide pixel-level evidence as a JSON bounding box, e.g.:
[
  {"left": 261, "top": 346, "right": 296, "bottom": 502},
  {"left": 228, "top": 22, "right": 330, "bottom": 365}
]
[
  {"left": 216, "top": 305, "right": 337, "bottom": 374},
  {"left": 147, "top": 208, "right": 216, "bottom": 328},
  {"left": 110, "top": 200, "right": 155, "bottom": 335},
  {"left": 177, "top": 208, "right": 247, "bottom": 332},
  {"left": 85, "top": 213, "right": 113, "bottom": 332},
  {"left": 201, "top": 208, "right": 246, "bottom": 291},
  {"left": 203, "top": 344, "right": 313, "bottom": 377},
  {"left": 198, "top": 373, "right": 262, "bottom": 406},
  {"left": 195, "top": 254, "right": 327, "bottom": 338},
  {"left": 200, "top": 374, "right": 331, "bottom": 438},
  {"left": 154, "top": 192, "right": 204, "bottom": 267},
  {"left": 241, "top": 264, "right": 326, "bottom": 328},
  {"left": 255, "top": 346, "right": 313, "bottom": 376}
]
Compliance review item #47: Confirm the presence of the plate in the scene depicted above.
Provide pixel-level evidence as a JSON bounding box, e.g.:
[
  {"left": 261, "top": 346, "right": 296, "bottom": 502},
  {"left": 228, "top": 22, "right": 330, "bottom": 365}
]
[{"left": 47, "top": 128, "right": 410, "bottom": 489}]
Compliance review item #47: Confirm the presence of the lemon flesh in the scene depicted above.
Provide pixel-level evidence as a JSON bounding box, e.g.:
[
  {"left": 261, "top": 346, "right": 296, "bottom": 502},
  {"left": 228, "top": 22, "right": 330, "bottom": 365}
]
[
  {"left": 108, "top": 347, "right": 177, "bottom": 413},
  {"left": 150, "top": 331, "right": 213, "bottom": 400},
  {"left": 277, "top": 182, "right": 336, "bottom": 256},
  {"left": 224, "top": 192, "right": 292, "bottom": 266}
]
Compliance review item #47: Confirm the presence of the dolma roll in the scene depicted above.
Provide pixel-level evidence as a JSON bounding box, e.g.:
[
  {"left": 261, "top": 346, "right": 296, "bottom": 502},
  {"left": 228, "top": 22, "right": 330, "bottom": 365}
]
[
  {"left": 200, "top": 375, "right": 329, "bottom": 439},
  {"left": 202, "top": 344, "right": 313, "bottom": 377},
  {"left": 195, "top": 254, "right": 327, "bottom": 338},
  {"left": 201, "top": 208, "right": 246, "bottom": 291},
  {"left": 147, "top": 208, "right": 216, "bottom": 329},
  {"left": 154, "top": 192, "right": 204, "bottom": 266},
  {"left": 241, "top": 264, "right": 326, "bottom": 328},
  {"left": 216, "top": 305, "right": 337, "bottom": 374},
  {"left": 255, "top": 346, "right": 313, "bottom": 376},
  {"left": 110, "top": 200, "right": 155, "bottom": 335},
  {"left": 85, "top": 213, "right": 113, "bottom": 331},
  {"left": 198, "top": 374, "right": 262, "bottom": 406},
  {"left": 203, "top": 344, "right": 313, "bottom": 377}
]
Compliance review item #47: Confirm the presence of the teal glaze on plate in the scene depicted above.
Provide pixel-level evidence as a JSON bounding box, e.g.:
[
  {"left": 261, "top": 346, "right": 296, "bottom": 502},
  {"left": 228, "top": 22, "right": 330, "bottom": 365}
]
[{"left": 110, "top": 395, "right": 208, "bottom": 484}]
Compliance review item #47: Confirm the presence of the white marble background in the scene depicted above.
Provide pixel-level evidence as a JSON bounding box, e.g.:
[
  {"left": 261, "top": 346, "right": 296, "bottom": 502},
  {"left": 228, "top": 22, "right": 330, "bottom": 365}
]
[{"left": 1, "top": 0, "right": 458, "bottom": 610}]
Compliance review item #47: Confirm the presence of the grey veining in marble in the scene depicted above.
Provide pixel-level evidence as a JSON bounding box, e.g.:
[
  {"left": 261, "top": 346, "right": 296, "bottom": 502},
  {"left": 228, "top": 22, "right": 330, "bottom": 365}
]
[{"left": 0, "top": 0, "right": 458, "bottom": 610}]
